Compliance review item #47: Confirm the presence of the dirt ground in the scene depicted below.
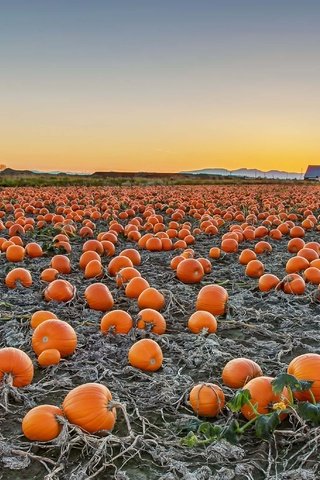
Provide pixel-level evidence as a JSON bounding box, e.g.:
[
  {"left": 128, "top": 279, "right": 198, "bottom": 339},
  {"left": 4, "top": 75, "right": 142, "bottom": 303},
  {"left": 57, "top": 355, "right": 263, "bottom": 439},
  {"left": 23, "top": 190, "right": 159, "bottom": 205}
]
[{"left": 1, "top": 212, "right": 320, "bottom": 479}]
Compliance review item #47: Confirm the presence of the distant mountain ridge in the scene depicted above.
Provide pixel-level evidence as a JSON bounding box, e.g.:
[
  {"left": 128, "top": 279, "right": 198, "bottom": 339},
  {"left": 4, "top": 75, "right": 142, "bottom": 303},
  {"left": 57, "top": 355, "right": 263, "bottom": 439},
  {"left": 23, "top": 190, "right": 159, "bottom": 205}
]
[{"left": 181, "top": 168, "right": 303, "bottom": 180}]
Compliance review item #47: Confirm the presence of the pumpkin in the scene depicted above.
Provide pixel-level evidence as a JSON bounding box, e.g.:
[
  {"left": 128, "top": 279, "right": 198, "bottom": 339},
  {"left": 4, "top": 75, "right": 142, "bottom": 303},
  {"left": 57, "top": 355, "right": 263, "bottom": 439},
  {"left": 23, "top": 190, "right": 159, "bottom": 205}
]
[
  {"left": 209, "top": 247, "right": 221, "bottom": 259},
  {"left": 287, "top": 353, "right": 320, "bottom": 401},
  {"left": 79, "top": 251, "right": 101, "bottom": 270},
  {"left": 137, "top": 308, "right": 166, "bottom": 334},
  {"left": 125, "top": 277, "right": 150, "bottom": 298},
  {"left": 31, "top": 310, "right": 58, "bottom": 329},
  {"left": 287, "top": 238, "right": 305, "bottom": 253},
  {"left": 5, "top": 268, "right": 32, "bottom": 288},
  {"left": 44, "top": 279, "right": 75, "bottom": 302},
  {"left": 245, "top": 259, "right": 264, "bottom": 278},
  {"left": 84, "top": 283, "right": 114, "bottom": 311},
  {"left": 254, "top": 241, "right": 272, "bottom": 254},
  {"left": 38, "top": 348, "right": 61, "bottom": 367},
  {"left": 303, "top": 267, "right": 320, "bottom": 284},
  {"left": 84, "top": 259, "right": 103, "bottom": 279},
  {"left": 50, "top": 255, "right": 71, "bottom": 274},
  {"left": 62, "top": 383, "right": 116, "bottom": 433},
  {"left": 258, "top": 273, "right": 280, "bottom": 292},
  {"left": 170, "top": 255, "right": 185, "bottom": 270},
  {"left": 100, "top": 310, "right": 133, "bottom": 334},
  {"left": 285, "top": 256, "right": 309, "bottom": 274},
  {"left": 241, "top": 376, "right": 289, "bottom": 420},
  {"left": 189, "top": 383, "right": 225, "bottom": 417},
  {"left": 222, "top": 358, "right": 262, "bottom": 388},
  {"left": 279, "top": 274, "right": 305, "bottom": 295},
  {"left": 108, "top": 256, "right": 133, "bottom": 276},
  {"left": 176, "top": 259, "right": 204, "bottom": 284},
  {"left": 82, "top": 239, "right": 104, "bottom": 254},
  {"left": 40, "top": 268, "right": 59, "bottom": 282},
  {"left": 25, "top": 242, "right": 43, "bottom": 258},
  {"left": 116, "top": 267, "right": 141, "bottom": 287},
  {"left": 32, "top": 319, "right": 77, "bottom": 357},
  {"left": 221, "top": 238, "right": 238, "bottom": 253},
  {"left": 297, "top": 248, "right": 319, "bottom": 262},
  {"left": 0, "top": 347, "right": 34, "bottom": 387},
  {"left": 187, "top": 311, "right": 217, "bottom": 334},
  {"left": 196, "top": 284, "right": 228, "bottom": 316},
  {"left": 22, "top": 405, "right": 64, "bottom": 441},
  {"left": 128, "top": 338, "right": 163, "bottom": 371},
  {"left": 137, "top": 287, "right": 165, "bottom": 311},
  {"left": 5, "top": 244, "right": 25, "bottom": 262},
  {"left": 239, "top": 249, "right": 257, "bottom": 265}
]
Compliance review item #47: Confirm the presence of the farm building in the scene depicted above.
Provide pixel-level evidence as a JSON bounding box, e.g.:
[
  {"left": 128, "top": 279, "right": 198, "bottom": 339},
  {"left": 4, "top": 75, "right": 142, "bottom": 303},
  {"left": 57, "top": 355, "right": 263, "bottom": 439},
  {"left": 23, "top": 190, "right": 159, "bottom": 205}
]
[{"left": 304, "top": 165, "right": 320, "bottom": 180}]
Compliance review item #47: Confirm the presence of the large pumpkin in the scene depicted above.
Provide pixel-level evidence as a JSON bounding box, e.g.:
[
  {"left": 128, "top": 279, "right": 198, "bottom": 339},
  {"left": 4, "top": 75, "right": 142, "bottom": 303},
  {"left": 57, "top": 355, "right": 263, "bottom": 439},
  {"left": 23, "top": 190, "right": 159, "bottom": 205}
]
[
  {"left": 32, "top": 319, "right": 77, "bottom": 357},
  {"left": 241, "top": 376, "right": 289, "bottom": 420},
  {"left": 287, "top": 353, "right": 320, "bottom": 401},
  {"left": 0, "top": 347, "right": 34, "bottom": 387},
  {"left": 196, "top": 284, "right": 228, "bottom": 316},
  {"left": 22, "top": 405, "right": 63, "bottom": 441},
  {"left": 62, "top": 383, "right": 116, "bottom": 433}
]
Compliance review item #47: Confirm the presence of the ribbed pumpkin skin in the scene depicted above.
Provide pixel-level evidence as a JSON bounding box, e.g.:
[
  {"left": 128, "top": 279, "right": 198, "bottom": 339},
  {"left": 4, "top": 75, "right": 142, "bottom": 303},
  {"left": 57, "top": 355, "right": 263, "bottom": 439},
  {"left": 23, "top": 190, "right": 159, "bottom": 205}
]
[
  {"left": 62, "top": 383, "right": 116, "bottom": 433},
  {"left": 241, "top": 376, "right": 289, "bottom": 420},
  {"left": 32, "top": 319, "right": 77, "bottom": 357},
  {"left": 189, "top": 383, "right": 225, "bottom": 417},
  {"left": 22, "top": 405, "right": 63, "bottom": 441},
  {"left": 222, "top": 358, "right": 262, "bottom": 389},
  {"left": 196, "top": 284, "right": 228, "bottom": 316},
  {"left": 44, "top": 279, "right": 74, "bottom": 302},
  {"left": 0, "top": 347, "right": 34, "bottom": 387},
  {"left": 38, "top": 349, "right": 61, "bottom": 367},
  {"left": 176, "top": 259, "right": 204, "bottom": 284},
  {"left": 287, "top": 353, "right": 320, "bottom": 401}
]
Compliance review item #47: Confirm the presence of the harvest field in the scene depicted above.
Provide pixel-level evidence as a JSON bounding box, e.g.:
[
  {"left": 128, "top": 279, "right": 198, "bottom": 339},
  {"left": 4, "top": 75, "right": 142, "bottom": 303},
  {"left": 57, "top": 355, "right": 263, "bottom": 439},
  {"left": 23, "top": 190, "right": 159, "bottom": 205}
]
[{"left": 1, "top": 183, "right": 320, "bottom": 480}]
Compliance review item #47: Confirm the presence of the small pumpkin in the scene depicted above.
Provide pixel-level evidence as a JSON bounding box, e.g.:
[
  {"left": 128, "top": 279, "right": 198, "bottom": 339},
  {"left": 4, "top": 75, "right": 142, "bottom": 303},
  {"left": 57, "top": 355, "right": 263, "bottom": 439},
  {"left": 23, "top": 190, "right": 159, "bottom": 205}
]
[
  {"left": 100, "top": 310, "right": 133, "bottom": 334},
  {"left": 38, "top": 349, "right": 61, "bottom": 367},
  {"left": 31, "top": 310, "right": 58, "bottom": 329},
  {"left": 137, "top": 308, "right": 166, "bottom": 334},
  {"left": 84, "top": 283, "right": 114, "bottom": 311},
  {"left": 187, "top": 311, "right": 217, "bottom": 334},
  {"left": 137, "top": 287, "right": 165, "bottom": 311},
  {"left": 22, "top": 405, "right": 64, "bottom": 441},
  {"left": 44, "top": 279, "right": 75, "bottom": 302},
  {"left": 128, "top": 338, "right": 163, "bottom": 372},
  {"left": 189, "top": 383, "right": 225, "bottom": 417},
  {"left": 222, "top": 358, "right": 262, "bottom": 388},
  {"left": 287, "top": 353, "right": 320, "bottom": 402}
]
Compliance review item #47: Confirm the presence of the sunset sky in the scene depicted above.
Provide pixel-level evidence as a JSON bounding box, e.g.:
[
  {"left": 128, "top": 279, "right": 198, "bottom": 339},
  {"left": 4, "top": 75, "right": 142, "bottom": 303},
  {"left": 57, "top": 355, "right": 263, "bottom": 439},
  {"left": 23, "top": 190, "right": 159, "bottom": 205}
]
[{"left": 1, "top": 0, "right": 319, "bottom": 173}]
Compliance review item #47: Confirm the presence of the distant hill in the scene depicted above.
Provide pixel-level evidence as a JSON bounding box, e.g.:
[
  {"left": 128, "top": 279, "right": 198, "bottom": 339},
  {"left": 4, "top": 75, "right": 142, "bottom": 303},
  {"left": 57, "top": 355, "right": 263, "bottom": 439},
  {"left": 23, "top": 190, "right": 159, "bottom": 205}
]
[{"left": 181, "top": 168, "right": 303, "bottom": 180}]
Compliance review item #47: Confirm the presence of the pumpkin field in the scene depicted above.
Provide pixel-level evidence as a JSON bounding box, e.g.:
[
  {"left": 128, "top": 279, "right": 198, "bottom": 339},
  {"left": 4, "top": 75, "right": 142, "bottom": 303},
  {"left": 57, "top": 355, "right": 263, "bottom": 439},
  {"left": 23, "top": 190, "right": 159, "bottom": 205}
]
[{"left": 1, "top": 183, "right": 320, "bottom": 480}]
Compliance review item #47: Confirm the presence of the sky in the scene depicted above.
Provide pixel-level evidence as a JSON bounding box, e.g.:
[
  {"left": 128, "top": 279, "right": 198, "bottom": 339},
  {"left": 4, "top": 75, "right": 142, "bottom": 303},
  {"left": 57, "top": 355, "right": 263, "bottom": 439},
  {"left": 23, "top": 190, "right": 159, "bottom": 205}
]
[{"left": 0, "top": 0, "right": 319, "bottom": 173}]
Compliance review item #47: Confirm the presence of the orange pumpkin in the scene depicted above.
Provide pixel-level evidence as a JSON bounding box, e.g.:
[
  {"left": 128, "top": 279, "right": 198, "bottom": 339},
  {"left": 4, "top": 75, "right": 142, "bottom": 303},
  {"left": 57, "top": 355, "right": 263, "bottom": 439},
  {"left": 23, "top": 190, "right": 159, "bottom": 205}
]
[
  {"left": 5, "top": 244, "right": 25, "bottom": 262},
  {"left": 40, "top": 268, "right": 59, "bottom": 283},
  {"left": 50, "top": 254, "right": 71, "bottom": 274},
  {"left": 222, "top": 358, "right": 262, "bottom": 388},
  {"left": 125, "top": 277, "right": 150, "bottom": 298},
  {"left": 196, "top": 284, "right": 228, "bottom": 316},
  {"left": 84, "top": 259, "right": 103, "bottom": 279},
  {"left": 241, "top": 376, "right": 289, "bottom": 420},
  {"left": 245, "top": 259, "right": 264, "bottom": 278},
  {"left": 62, "top": 383, "right": 116, "bottom": 433},
  {"left": 38, "top": 349, "right": 61, "bottom": 367},
  {"left": 32, "top": 319, "right": 77, "bottom": 357},
  {"left": 258, "top": 273, "right": 280, "bottom": 292},
  {"left": 31, "top": 310, "right": 58, "bottom": 329},
  {"left": 44, "top": 279, "right": 75, "bottom": 302},
  {"left": 287, "top": 353, "right": 320, "bottom": 402},
  {"left": 187, "top": 311, "right": 217, "bottom": 334},
  {"left": 108, "top": 256, "right": 133, "bottom": 276},
  {"left": 279, "top": 274, "right": 305, "bottom": 295},
  {"left": 116, "top": 267, "right": 141, "bottom": 287},
  {"left": 84, "top": 283, "right": 114, "bottom": 311},
  {"left": 137, "top": 308, "right": 166, "bottom": 334},
  {"left": 137, "top": 287, "right": 165, "bottom": 311},
  {"left": 189, "top": 383, "right": 225, "bottom": 417},
  {"left": 100, "top": 310, "right": 133, "bottom": 334},
  {"left": 128, "top": 338, "right": 163, "bottom": 371},
  {"left": 5, "top": 268, "right": 32, "bottom": 288},
  {"left": 0, "top": 347, "right": 34, "bottom": 387},
  {"left": 176, "top": 258, "right": 204, "bottom": 284},
  {"left": 22, "top": 405, "right": 64, "bottom": 441}
]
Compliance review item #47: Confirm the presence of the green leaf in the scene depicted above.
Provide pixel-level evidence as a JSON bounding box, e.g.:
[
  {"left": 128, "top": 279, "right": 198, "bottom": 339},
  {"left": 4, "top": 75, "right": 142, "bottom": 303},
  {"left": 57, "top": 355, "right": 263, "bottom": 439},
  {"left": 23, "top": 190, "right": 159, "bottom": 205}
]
[
  {"left": 227, "top": 389, "right": 252, "bottom": 412},
  {"left": 197, "top": 422, "right": 222, "bottom": 440},
  {"left": 255, "top": 412, "right": 280, "bottom": 440},
  {"left": 180, "top": 431, "right": 199, "bottom": 447},
  {"left": 221, "top": 420, "right": 241, "bottom": 444},
  {"left": 272, "top": 373, "right": 313, "bottom": 394},
  {"left": 297, "top": 402, "right": 320, "bottom": 426}
]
